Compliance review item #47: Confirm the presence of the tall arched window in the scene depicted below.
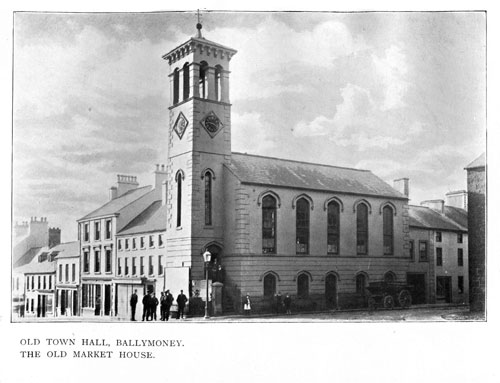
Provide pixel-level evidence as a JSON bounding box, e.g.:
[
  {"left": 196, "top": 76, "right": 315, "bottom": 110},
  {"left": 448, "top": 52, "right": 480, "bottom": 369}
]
[
  {"left": 356, "top": 203, "right": 368, "bottom": 254},
  {"left": 297, "top": 273, "right": 309, "bottom": 297},
  {"left": 263, "top": 273, "right": 277, "bottom": 298},
  {"left": 173, "top": 68, "right": 180, "bottom": 105},
  {"left": 182, "top": 63, "right": 190, "bottom": 101},
  {"left": 176, "top": 172, "right": 183, "bottom": 227},
  {"left": 327, "top": 201, "right": 340, "bottom": 254},
  {"left": 204, "top": 171, "right": 212, "bottom": 226},
  {"left": 262, "top": 195, "right": 277, "bottom": 254},
  {"left": 199, "top": 61, "right": 208, "bottom": 99},
  {"left": 215, "top": 65, "right": 222, "bottom": 101},
  {"left": 356, "top": 273, "right": 366, "bottom": 295},
  {"left": 383, "top": 205, "right": 394, "bottom": 255},
  {"left": 296, "top": 198, "right": 310, "bottom": 254},
  {"left": 384, "top": 271, "right": 396, "bottom": 283}
]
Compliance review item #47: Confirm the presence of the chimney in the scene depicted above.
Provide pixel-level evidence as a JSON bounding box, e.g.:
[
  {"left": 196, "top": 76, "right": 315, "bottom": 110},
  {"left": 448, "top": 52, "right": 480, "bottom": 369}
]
[
  {"left": 162, "top": 180, "right": 168, "bottom": 206},
  {"left": 109, "top": 186, "right": 118, "bottom": 201},
  {"left": 116, "top": 174, "right": 139, "bottom": 197},
  {"left": 154, "top": 164, "right": 168, "bottom": 192},
  {"left": 49, "top": 227, "right": 61, "bottom": 248},
  {"left": 421, "top": 199, "right": 445, "bottom": 214},
  {"left": 393, "top": 178, "right": 410, "bottom": 198},
  {"left": 445, "top": 190, "right": 468, "bottom": 211}
]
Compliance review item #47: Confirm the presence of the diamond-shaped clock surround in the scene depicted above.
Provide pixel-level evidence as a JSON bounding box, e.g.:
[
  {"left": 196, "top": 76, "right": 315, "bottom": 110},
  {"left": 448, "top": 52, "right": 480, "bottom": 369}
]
[
  {"left": 173, "top": 112, "right": 189, "bottom": 140},
  {"left": 200, "top": 111, "right": 224, "bottom": 138}
]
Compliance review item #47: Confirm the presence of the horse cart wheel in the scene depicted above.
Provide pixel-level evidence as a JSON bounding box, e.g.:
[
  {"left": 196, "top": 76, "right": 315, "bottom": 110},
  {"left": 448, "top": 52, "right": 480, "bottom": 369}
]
[
  {"left": 383, "top": 295, "right": 395, "bottom": 310},
  {"left": 398, "top": 289, "right": 412, "bottom": 309}
]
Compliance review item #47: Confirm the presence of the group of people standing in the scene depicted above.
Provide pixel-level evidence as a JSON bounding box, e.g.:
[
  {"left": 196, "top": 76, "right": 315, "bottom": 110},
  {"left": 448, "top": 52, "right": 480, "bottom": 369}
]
[
  {"left": 243, "top": 292, "right": 293, "bottom": 316},
  {"left": 129, "top": 289, "right": 188, "bottom": 321}
]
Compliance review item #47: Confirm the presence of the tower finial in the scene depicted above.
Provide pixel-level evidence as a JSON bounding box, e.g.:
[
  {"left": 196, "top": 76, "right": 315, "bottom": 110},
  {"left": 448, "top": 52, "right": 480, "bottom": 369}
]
[{"left": 196, "top": 9, "right": 203, "bottom": 38}]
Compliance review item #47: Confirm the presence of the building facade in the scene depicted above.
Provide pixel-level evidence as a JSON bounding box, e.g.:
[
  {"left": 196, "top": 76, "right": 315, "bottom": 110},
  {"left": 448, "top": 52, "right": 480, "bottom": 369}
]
[
  {"left": 54, "top": 241, "right": 80, "bottom": 317},
  {"left": 409, "top": 199, "right": 468, "bottom": 304},
  {"left": 465, "top": 153, "right": 486, "bottom": 313}
]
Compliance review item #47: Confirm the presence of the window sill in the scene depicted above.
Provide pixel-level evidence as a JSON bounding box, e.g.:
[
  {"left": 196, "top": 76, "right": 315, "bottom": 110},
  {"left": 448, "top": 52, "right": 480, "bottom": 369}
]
[{"left": 176, "top": 226, "right": 182, "bottom": 231}]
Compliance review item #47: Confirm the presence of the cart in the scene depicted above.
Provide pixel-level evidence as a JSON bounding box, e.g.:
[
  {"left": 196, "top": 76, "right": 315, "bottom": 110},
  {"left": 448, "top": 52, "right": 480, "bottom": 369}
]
[{"left": 366, "top": 281, "right": 413, "bottom": 310}]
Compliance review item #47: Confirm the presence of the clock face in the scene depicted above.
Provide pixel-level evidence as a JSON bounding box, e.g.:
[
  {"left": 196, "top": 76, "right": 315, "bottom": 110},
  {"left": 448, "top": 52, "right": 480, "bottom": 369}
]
[
  {"left": 173, "top": 112, "right": 189, "bottom": 139},
  {"left": 201, "top": 111, "right": 223, "bottom": 138}
]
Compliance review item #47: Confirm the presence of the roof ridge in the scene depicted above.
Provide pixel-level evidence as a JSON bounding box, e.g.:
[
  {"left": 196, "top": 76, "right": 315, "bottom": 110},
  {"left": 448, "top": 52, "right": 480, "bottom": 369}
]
[{"left": 231, "top": 152, "right": 370, "bottom": 173}]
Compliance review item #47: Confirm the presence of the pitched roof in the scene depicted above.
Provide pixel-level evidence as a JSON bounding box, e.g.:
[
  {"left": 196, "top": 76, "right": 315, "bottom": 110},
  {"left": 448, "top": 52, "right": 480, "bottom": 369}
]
[
  {"left": 118, "top": 201, "right": 167, "bottom": 236},
  {"left": 79, "top": 185, "right": 152, "bottom": 221},
  {"left": 443, "top": 206, "right": 468, "bottom": 229},
  {"left": 52, "top": 241, "right": 80, "bottom": 259},
  {"left": 465, "top": 153, "right": 486, "bottom": 169},
  {"left": 16, "top": 247, "right": 57, "bottom": 274},
  {"left": 409, "top": 205, "right": 467, "bottom": 232},
  {"left": 226, "top": 152, "right": 406, "bottom": 199},
  {"left": 13, "top": 247, "right": 42, "bottom": 268}
]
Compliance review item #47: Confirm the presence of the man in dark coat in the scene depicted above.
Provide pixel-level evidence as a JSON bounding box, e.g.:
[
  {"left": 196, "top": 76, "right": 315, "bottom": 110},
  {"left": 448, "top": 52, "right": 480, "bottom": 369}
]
[
  {"left": 130, "top": 290, "right": 138, "bottom": 321},
  {"left": 142, "top": 292, "right": 151, "bottom": 321},
  {"left": 165, "top": 290, "right": 174, "bottom": 321},
  {"left": 160, "top": 292, "right": 166, "bottom": 321},
  {"left": 284, "top": 293, "right": 292, "bottom": 315},
  {"left": 176, "top": 290, "right": 188, "bottom": 319},
  {"left": 150, "top": 293, "right": 159, "bottom": 321}
]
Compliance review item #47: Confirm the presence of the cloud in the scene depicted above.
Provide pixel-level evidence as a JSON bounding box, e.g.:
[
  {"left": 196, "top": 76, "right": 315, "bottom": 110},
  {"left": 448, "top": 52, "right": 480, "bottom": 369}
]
[{"left": 232, "top": 112, "right": 276, "bottom": 154}]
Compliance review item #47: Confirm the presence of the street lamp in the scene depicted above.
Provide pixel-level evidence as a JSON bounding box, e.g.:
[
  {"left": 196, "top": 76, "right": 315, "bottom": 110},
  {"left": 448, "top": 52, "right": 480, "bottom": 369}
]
[{"left": 202, "top": 250, "right": 211, "bottom": 319}]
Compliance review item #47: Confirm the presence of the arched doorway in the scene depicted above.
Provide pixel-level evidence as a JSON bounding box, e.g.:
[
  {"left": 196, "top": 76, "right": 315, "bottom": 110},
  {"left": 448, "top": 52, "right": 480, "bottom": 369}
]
[
  {"left": 204, "top": 243, "right": 224, "bottom": 283},
  {"left": 325, "top": 273, "right": 337, "bottom": 308}
]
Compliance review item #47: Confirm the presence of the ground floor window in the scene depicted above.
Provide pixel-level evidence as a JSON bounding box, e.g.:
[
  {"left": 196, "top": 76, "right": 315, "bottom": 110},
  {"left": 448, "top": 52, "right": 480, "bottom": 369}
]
[{"left": 356, "top": 274, "right": 367, "bottom": 295}]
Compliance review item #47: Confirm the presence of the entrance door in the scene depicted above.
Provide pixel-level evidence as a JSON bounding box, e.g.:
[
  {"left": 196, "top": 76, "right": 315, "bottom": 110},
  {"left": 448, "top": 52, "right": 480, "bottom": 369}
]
[
  {"left": 95, "top": 285, "right": 102, "bottom": 315},
  {"left": 104, "top": 285, "right": 111, "bottom": 315},
  {"left": 72, "top": 291, "right": 78, "bottom": 316},
  {"left": 61, "top": 290, "right": 66, "bottom": 315},
  {"left": 325, "top": 274, "right": 337, "bottom": 308},
  {"left": 41, "top": 295, "right": 47, "bottom": 317},
  {"left": 436, "top": 276, "right": 452, "bottom": 303},
  {"left": 407, "top": 273, "right": 426, "bottom": 304}
]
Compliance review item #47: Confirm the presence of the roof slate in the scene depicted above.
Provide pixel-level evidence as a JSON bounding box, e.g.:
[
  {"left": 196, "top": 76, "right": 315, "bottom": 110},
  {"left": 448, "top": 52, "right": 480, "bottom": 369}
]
[
  {"left": 409, "top": 205, "right": 467, "bottom": 232},
  {"left": 13, "top": 247, "right": 42, "bottom": 268},
  {"left": 53, "top": 241, "right": 80, "bottom": 258},
  {"left": 79, "top": 186, "right": 152, "bottom": 221},
  {"left": 227, "top": 153, "right": 406, "bottom": 199},
  {"left": 118, "top": 201, "right": 167, "bottom": 236}
]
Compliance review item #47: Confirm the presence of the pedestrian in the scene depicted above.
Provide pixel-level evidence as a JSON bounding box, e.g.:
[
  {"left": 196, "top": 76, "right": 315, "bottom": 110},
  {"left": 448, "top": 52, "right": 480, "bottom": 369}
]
[
  {"left": 142, "top": 292, "right": 151, "bottom": 321},
  {"left": 176, "top": 290, "right": 188, "bottom": 319},
  {"left": 150, "top": 293, "right": 159, "bottom": 321},
  {"left": 275, "top": 291, "right": 283, "bottom": 314},
  {"left": 160, "top": 292, "right": 166, "bottom": 321},
  {"left": 284, "top": 293, "right": 292, "bottom": 315},
  {"left": 165, "top": 290, "right": 173, "bottom": 321},
  {"left": 130, "top": 289, "right": 138, "bottom": 321},
  {"left": 243, "top": 294, "right": 251, "bottom": 316}
]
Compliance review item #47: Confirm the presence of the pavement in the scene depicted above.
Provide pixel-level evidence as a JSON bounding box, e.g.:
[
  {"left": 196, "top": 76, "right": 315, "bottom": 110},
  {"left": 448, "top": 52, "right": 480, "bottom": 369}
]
[{"left": 12, "top": 303, "right": 480, "bottom": 323}]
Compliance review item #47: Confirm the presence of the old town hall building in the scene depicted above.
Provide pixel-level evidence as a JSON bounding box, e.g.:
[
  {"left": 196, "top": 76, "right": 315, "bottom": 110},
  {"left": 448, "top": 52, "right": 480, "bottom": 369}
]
[
  {"left": 142, "top": 24, "right": 411, "bottom": 313},
  {"left": 55, "top": 23, "right": 427, "bottom": 317}
]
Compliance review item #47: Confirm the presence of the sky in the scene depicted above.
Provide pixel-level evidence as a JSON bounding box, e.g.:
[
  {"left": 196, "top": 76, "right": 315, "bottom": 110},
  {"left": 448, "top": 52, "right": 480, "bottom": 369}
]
[{"left": 12, "top": 11, "right": 486, "bottom": 242}]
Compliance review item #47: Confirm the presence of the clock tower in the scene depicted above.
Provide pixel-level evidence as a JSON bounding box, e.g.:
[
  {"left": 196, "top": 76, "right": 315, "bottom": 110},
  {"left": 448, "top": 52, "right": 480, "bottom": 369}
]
[{"left": 162, "top": 21, "right": 237, "bottom": 286}]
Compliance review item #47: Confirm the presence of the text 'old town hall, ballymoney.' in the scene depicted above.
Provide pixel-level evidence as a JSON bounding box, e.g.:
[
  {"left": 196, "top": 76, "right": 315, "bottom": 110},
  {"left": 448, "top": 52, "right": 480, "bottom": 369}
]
[{"left": 12, "top": 23, "right": 473, "bottom": 320}]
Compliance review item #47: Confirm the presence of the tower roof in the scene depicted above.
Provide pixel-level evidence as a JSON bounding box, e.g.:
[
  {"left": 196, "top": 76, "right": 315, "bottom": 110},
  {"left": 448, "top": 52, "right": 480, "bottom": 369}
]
[{"left": 162, "top": 36, "right": 237, "bottom": 65}]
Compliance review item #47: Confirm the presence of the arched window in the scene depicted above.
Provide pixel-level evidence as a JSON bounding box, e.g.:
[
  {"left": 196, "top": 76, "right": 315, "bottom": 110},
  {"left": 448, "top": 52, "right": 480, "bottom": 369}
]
[
  {"left": 325, "top": 273, "right": 338, "bottom": 308},
  {"left": 327, "top": 201, "right": 340, "bottom": 254},
  {"left": 383, "top": 205, "right": 394, "bottom": 255},
  {"left": 356, "top": 203, "right": 368, "bottom": 254},
  {"left": 204, "top": 171, "right": 212, "bottom": 226},
  {"left": 176, "top": 171, "right": 183, "bottom": 227},
  {"left": 356, "top": 273, "right": 367, "bottom": 295},
  {"left": 173, "top": 68, "right": 180, "bottom": 105},
  {"left": 297, "top": 273, "right": 309, "bottom": 297},
  {"left": 296, "top": 198, "right": 310, "bottom": 254},
  {"left": 215, "top": 65, "right": 222, "bottom": 101},
  {"left": 262, "top": 195, "right": 277, "bottom": 254},
  {"left": 263, "top": 273, "right": 277, "bottom": 298},
  {"left": 199, "top": 61, "right": 208, "bottom": 99},
  {"left": 182, "top": 63, "right": 190, "bottom": 101}
]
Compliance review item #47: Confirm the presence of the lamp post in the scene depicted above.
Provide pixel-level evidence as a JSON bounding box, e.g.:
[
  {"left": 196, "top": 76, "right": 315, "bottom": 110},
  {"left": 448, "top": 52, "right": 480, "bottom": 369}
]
[{"left": 203, "top": 250, "right": 211, "bottom": 319}]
